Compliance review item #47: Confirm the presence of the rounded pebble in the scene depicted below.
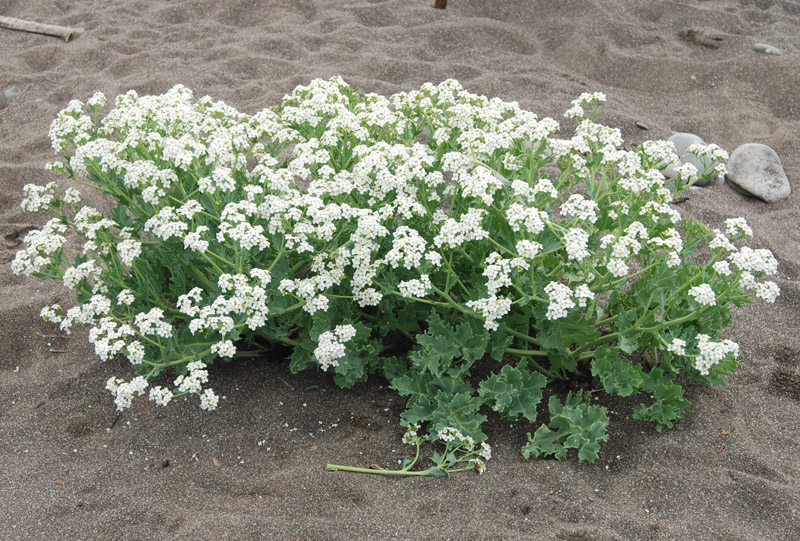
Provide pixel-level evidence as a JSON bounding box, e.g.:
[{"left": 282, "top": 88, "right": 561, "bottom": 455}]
[
  {"left": 753, "top": 43, "right": 783, "bottom": 56},
  {"left": 726, "top": 143, "right": 790, "bottom": 203},
  {"left": 635, "top": 121, "right": 650, "bottom": 130},
  {"left": 4, "top": 88, "right": 19, "bottom": 99}
]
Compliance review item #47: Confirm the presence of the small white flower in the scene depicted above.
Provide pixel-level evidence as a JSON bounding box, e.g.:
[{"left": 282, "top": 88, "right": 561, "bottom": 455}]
[
  {"left": 149, "top": 386, "right": 173, "bottom": 407},
  {"left": 606, "top": 258, "right": 629, "bottom": 278},
  {"left": 564, "top": 228, "right": 590, "bottom": 261},
  {"left": 755, "top": 281, "right": 780, "bottom": 303},
  {"left": 712, "top": 261, "right": 732, "bottom": 276},
  {"left": 544, "top": 281, "right": 575, "bottom": 320},
  {"left": 516, "top": 239, "right": 542, "bottom": 259},
  {"left": 667, "top": 338, "right": 686, "bottom": 356},
  {"left": 689, "top": 284, "right": 716, "bottom": 306},
  {"left": 199, "top": 388, "right": 219, "bottom": 411},
  {"left": 695, "top": 334, "right": 738, "bottom": 376},
  {"left": 574, "top": 284, "right": 594, "bottom": 308},
  {"left": 211, "top": 340, "right": 236, "bottom": 358},
  {"left": 117, "top": 289, "right": 135, "bottom": 306},
  {"left": 724, "top": 217, "right": 752, "bottom": 238}
]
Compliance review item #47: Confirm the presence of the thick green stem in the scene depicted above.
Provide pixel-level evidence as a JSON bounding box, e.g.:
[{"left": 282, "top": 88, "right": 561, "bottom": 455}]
[
  {"left": 325, "top": 464, "right": 432, "bottom": 476},
  {"left": 505, "top": 347, "right": 558, "bottom": 379}
]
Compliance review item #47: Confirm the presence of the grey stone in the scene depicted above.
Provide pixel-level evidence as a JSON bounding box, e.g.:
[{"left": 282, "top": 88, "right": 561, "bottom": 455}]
[
  {"left": 726, "top": 143, "right": 790, "bottom": 203},
  {"left": 667, "top": 132, "right": 717, "bottom": 187},
  {"left": 635, "top": 121, "right": 650, "bottom": 130},
  {"left": 4, "top": 88, "right": 19, "bottom": 99},
  {"left": 753, "top": 43, "right": 783, "bottom": 56}
]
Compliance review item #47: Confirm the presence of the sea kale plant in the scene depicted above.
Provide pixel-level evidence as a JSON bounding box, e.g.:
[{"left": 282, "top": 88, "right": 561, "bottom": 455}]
[{"left": 13, "top": 78, "right": 779, "bottom": 476}]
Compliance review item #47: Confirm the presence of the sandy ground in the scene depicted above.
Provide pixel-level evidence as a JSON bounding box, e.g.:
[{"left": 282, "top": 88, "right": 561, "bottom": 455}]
[{"left": 1, "top": 1, "right": 799, "bottom": 539}]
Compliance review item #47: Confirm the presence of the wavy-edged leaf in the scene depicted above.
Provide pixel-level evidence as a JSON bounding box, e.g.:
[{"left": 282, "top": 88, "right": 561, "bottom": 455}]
[
  {"left": 632, "top": 367, "right": 691, "bottom": 431},
  {"left": 478, "top": 360, "right": 547, "bottom": 422},
  {"left": 591, "top": 347, "right": 645, "bottom": 397},
  {"left": 521, "top": 393, "right": 609, "bottom": 463}
]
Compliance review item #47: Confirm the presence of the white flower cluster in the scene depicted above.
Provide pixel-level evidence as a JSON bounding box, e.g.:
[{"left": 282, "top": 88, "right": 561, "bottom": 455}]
[
  {"left": 56, "top": 294, "right": 113, "bottom": 334},
  {"left": 433, "top": 208, "right": 490, "bottom": 248},
  {"left": 168, "top": 361, "right": 219, "bottom": 410},
  {"left": 63, "top": 260, "right": 102, "bottom": 290},
  {"left": 314, "top": 324, "right": 357, "bottom": 371},
  {"left": 688, "top": 143, "right": 729, "bottom": 176},
  {"left": 190, "top": 272, "right": 270, "bottom": 335},
  {"left": 560, "top": 194, "right": 599, "bottom": 223},
  {"left": 695, "top": 334, "right": 739, "bottom": 376},
  {"left": 433, "top": 427, "right": 490, "bottom": 473},
  {"left": 507, "top": 203, "right": 547, "bottom": 235},
  {"left": 10, "top": 219, "right": 67, "bottom": 276},
  {"left": 724, "top": 217, "right": 752, "bottom": 238},
  {"left": 667, "top": 338, "right": 687, "bottom": 356},
  {"left": 144, "top": 206, "right": 189, "bottom": 241},
  {"left": 728, "top": 246, "right": 778, "bottom": 275},
  {"left": 516, "top": 239, "right": 543, "bottom": 260},
  {"left": 689, "top": 283, "right": 717, "bottom": 306},
  {"left": 117, "top": 239, "right": 142, "bottom": 266},
  {"left": 564, "top": 92, "right": 606, "bottom": 119},
  {"left": 398, "top": 274, "right": 432, "bottom": 298},
  {"left": 543, "top": 281, "right": 595, "bottom": 320},
  {"left": 49, "top": 99, "right": 93, "bottom": 151},
  {"left": 436, "top": 426, "right": 473, "bottom": 446},
  {"left": 106, "top": 376, "right": 148, "bottom": 411},
  {"left": 754, "top": 281, "right": 780, "bottom": 304},
  {"left": 544, "top": 281, "right": 575, "bottom": 320},
  {"left": 88, "top": 317, "right": 136, "bottom": 362},
  {"left": 20, "top": 182, "right": 56, "bottom": 212},
  {"left": 131, "top": 308, "right": 171, "bottom": 338},
  {"left": 467, "top": 295, "right": 512, "bottom": 331},
  {"left": 384, "top": 226, "right": 427, "bottom": 269},
  {"left": 73, "top": 206, "right": 117, "bottom": 240},
  {"left": 482, "top": 252, "right": 529, "bottom": 295},
  {"left": 563, "top": 228, "right": 590, "bottom": 261}
]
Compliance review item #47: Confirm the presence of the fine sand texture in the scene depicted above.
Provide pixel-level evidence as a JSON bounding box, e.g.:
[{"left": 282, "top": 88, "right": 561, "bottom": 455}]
[{"left": 1, "top": 1, "right": 799, "bottom": 539}]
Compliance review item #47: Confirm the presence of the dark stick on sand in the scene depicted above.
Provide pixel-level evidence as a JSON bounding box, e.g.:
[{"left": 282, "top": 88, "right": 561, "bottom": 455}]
[{"left": 434, "top": 0, "right": 447, "bottom": 9}]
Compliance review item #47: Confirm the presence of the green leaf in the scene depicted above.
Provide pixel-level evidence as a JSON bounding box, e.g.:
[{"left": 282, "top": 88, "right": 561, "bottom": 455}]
[
  {"left": 478, "top": 360, "right": 547, "bottom": 422},
  {"left": 111, "top": 202, "right": 134, "bottom": 228},
  {"left": 454, "top": 319, "right": 488, "bottom": 363},
  {"left": 411, "top": 333, "right": 457, "bottom": 377},
  {"left": 429, "top": 391, "right": 487, "bottom": 444},
  {"left": 632, "top": 367, "right": 691, "bottom": 431},
  {"left": 522, "top": 426, "right": 566, "bottom": 460},
  {"left": 488, "top": 324, "right": 514, "bottom": 360},
  {"left": 521, "top": 393, "right": 609, "bottom": 463},
  {"left": 616, "top": 309, "right": 644, "bottom": 354},
  {"left": 401, "top": 395, "right": 435, "bottom": 427},
  {"left": 409, "top": 312, "right": 458, "bottom": 377},
  {"left": 390, "top": 371, "right": 430, "bottom": 397},
  {"left": 426, "top": 467, "right": 450, "bottom": 478},
  {"left": 591, "top": 347, "right": 645, "bottom": 397},
  {"left": 379, "top": 355, "right": 408, "bottom": 382},
  {"left": 332, "top": 351, "right": 368, "bottom": 388}
]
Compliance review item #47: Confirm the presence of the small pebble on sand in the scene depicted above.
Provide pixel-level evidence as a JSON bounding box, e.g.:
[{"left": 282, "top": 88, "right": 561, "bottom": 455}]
[{"left": 753, "top": 43, "right": 783, "bottom": 56}]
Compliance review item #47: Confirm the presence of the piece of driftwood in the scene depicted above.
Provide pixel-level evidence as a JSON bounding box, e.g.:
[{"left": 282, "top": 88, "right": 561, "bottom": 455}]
[{"left": 0, "top": 16, "right": 83, "bottom": 42}]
